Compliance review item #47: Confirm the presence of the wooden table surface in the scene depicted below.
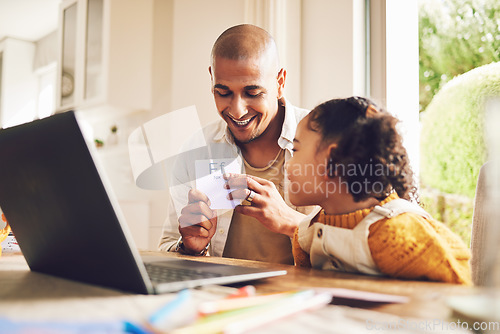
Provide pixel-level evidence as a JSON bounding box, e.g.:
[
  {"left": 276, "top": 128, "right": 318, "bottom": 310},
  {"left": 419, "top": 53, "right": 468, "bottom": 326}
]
[
  {"left": 0, "top": 251, "right": 480, "bottom": 333},
  {"left": 143, "top": 251, "right": 473, "bottom": 319}
]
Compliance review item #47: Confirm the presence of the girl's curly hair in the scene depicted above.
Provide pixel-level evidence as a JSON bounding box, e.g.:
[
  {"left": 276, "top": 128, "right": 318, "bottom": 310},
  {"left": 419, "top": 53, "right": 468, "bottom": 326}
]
[{"left": 307, "top": 96, "right": 418, "bottom": 202}]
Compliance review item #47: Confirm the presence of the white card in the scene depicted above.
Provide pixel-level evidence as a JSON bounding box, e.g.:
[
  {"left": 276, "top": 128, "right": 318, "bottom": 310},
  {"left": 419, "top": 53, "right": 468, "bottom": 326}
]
[{"left": 195, "top": 159, "right": 243, "bottom": 209}]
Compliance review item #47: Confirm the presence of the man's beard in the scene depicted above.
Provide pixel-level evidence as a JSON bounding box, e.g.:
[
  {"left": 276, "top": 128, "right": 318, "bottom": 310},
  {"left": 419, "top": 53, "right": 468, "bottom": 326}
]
[{"left": 229, "top": 126, "right": 262, "bottom": 144}]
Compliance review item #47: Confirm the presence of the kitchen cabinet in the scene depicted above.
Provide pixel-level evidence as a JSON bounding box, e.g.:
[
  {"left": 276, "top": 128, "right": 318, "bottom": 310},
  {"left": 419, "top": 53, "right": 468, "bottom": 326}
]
[{"left": 57, "top": 0, "right": 152, "bottom": 114}]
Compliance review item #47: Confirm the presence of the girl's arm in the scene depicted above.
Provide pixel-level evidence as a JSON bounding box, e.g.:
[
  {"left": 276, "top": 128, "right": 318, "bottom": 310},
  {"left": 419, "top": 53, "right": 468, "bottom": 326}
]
[{"left": 368, "top": 214, "right": 472, "bottom": 285}]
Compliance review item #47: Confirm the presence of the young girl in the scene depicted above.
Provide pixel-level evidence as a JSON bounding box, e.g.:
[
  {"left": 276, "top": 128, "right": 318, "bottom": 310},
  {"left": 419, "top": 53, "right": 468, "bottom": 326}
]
[{"left": 286, "top": 97, "right": 471, "bottom": 285}]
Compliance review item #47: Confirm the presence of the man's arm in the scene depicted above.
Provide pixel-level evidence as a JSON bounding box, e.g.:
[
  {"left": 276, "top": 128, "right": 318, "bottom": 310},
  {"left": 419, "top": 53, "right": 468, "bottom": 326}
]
[
  {"left": 158, "top": 177, "right": 217, "bottom": 254},
  {"left": 158, "top": 120, "right": 229, "bottom": 253},
  {"left": 158, "top": 149, "right": 192, "bottom": 252},
  {"left": 158, "top": 197, "right": 182, "bottom": 251}
]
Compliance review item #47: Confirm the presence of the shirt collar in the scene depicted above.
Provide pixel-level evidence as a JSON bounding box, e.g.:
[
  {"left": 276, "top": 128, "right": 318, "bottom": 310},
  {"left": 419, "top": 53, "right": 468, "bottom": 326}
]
[{"left": 279, "top": 98, "right": 297, "bottom": 146}]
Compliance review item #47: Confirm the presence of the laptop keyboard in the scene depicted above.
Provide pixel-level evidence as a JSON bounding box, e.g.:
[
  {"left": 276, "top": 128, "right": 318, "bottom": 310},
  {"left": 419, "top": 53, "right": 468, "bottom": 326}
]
[{"left": 144, "top": 263, "right": 223, "bottom": 283}]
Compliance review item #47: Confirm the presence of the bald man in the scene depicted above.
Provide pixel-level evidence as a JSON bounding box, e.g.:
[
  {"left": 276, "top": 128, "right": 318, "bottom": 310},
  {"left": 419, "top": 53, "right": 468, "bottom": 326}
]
[{"left": 158, "top": 25, "right": 314, "bottom": 264}]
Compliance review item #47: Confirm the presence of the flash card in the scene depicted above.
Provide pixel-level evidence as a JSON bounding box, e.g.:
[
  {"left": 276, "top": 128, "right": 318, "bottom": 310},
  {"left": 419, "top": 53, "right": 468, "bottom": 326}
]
[{"left": 195, "top": 158, "right": 243, "bottom": 209}]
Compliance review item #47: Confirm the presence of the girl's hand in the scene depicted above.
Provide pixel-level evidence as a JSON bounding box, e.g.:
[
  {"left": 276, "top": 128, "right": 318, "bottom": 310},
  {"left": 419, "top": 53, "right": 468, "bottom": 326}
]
[{"left": 224, "top": 173, "right": 305, "bottom": 237}]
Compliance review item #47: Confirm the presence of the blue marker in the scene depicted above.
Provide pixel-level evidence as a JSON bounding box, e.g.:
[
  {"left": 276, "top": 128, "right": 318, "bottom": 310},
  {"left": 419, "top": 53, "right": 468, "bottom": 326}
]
[
  {"left": 0, "top": 317, "right": 153, "bottom": 334},
  {"left": 149, "top": 289, "right": 191, "bottom": 326},
  {"left": 124, "top": 321, "right": 154, "bottom": 334}
]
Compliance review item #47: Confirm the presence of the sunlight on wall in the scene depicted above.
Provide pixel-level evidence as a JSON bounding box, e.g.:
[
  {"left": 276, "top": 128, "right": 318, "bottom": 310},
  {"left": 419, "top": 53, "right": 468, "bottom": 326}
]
[
  {"left": 385, "top": 0, "right": 420, "bottom": 178},
  {"left": 36, "top": 65, "right": 57, "bottom": 119}
]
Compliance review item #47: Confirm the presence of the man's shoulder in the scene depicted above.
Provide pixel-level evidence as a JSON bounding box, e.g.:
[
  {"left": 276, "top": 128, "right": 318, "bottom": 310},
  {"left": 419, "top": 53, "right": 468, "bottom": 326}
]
[
  {"left": 177, "top": 118, "right": 226, "bottom": 149},
  {"left": 285, "top": 100, "right": 310, "bottom": 125},
  {"left": 290, "top": 104, "right": 310, "bottom": 119}
]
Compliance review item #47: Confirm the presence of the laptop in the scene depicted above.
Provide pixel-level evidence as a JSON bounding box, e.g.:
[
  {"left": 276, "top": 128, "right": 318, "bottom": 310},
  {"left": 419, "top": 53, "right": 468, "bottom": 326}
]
[{"left": 0, "top": 111, "right": 286, "bottom": 294}]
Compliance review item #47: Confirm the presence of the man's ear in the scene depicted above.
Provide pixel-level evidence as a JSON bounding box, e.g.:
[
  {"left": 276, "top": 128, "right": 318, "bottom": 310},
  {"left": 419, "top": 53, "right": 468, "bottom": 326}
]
[
  {"left": 277, "top": 68, "right": 286, "bottom": 99},
  {"left": 209, "top": 66, "right": 214, "bottom": 93}
]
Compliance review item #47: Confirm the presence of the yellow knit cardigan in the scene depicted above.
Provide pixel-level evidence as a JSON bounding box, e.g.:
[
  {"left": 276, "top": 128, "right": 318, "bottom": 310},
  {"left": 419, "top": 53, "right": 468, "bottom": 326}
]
[{"left": 292, "top": 194, "right": 472, "bottom": 285}]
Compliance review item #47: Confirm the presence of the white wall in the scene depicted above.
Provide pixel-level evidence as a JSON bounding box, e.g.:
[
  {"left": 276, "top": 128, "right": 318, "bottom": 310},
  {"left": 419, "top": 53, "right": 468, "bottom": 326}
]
[
  {"left": 106, "top": 0, "right": 153, "bottom": 111},
  {"left": 301, "top": 0, "right": 366, "bottom": 110},
  {"left": 151, "top": 0, "right": 173, "bottom": 119},
  {"left": 0, "top": 38, "right": 38, "bottom": 127},
  {"left": 170, "top": 0, "right": 246, "bottom": 126}
]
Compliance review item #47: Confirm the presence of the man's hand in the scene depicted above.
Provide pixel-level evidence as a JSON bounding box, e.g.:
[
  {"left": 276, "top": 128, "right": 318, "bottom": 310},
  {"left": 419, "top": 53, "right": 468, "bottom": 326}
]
[
  {"left": 224, "top": 173, "right": 305, "bottom": 237},
  {"left": 178, "top": 189, "right": 217, "bottom": 254}
]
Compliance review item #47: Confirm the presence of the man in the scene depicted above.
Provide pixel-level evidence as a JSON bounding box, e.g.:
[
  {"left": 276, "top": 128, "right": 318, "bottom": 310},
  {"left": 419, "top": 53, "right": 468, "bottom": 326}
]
[{"left": 158, "top": 24, "right": 313, "bottom": 264}]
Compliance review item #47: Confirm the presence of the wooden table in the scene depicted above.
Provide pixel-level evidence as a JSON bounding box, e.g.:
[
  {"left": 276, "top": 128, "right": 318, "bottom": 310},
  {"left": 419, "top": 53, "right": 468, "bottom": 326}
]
[{"left": 0, "top": 251, "right": 478, "bottom": 333}]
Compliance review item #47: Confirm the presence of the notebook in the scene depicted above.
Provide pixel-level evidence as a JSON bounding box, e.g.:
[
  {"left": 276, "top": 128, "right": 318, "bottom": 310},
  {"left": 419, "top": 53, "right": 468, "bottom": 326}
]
[{"left": 0, "top": 111, "right": 286, "bottom": 294}]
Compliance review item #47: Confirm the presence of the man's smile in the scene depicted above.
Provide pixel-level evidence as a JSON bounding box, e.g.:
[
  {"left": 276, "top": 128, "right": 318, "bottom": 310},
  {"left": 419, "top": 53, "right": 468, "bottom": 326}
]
[{"left": 228, "top": 115, "right": 257, "bottom": 128}]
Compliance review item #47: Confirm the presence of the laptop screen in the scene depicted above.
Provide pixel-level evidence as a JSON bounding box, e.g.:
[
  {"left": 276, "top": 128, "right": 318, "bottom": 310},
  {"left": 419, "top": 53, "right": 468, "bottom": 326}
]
[{"left": 0, "top": 112, "right": 152, "bottom": 294}]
